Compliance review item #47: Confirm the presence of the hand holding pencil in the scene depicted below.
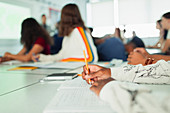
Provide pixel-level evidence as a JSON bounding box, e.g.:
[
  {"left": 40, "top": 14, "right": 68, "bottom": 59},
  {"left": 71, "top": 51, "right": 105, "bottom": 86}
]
[{"left": 83, "top": 50, "right": 93, "bottom": 85}]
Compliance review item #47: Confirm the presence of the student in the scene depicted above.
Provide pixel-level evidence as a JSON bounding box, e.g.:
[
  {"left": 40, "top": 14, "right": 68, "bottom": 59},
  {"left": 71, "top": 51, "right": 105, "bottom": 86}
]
[
  {"left": 82, "top": 59, "right": 170, "bottom": 85},
  {"left": 41, "top": 14, "right": 52, "bottom": 34},
  {"left": 127, "top": 48, "right": 170, "bottom": 65},
  {"left": 147, "top": 20, "right": 168, "bottom": 49},
  {"left": 0, "top": 18, "right": 53, "bottom": 62},
  {"left": 82, "top": 59, "right": 170, "bottom": 113},
  {"left": 124, "top": 36, "right": 145, "bottom": 55},
  {"left": 32, "top": 4, "right": 98, "bottom": 62},
  {"left": 97, "top": 37, "right": 127, "bottom": 61},
  {"left": 161, "top": 12, "right": 170, "bottom": 54}
]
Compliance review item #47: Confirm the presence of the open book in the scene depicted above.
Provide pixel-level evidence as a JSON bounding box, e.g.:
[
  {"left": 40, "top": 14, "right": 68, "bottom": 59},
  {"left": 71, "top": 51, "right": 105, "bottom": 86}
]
[{"left": 43, "top": 77, "right": 114, "bottom": 113}]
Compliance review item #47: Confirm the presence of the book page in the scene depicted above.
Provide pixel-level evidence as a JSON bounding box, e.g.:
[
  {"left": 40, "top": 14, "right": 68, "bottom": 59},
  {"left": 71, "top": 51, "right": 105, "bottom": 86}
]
[
  {"left": 44, "top": 88, "right": 114, "bottom": 113},
  {"left": 43, "top": 77, "right": 114, "bottom": 113},
  {"left": 58, "top": 77, "right": 90, "bottom": 89}
]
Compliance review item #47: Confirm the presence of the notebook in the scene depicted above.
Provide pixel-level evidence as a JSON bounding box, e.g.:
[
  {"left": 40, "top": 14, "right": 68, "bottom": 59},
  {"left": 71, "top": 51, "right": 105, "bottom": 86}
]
[{"left": 43, "top": 77, "right": 114, "bottom": 113}]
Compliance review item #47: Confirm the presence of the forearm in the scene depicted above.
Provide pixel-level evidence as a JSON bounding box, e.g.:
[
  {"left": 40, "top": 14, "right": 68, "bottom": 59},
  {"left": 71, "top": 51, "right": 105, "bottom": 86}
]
[
  {"left": 7, "top": 54, "right": 31, "bottom": 62},
  {"left": 111, "top": 60, "right": 170, "bottom": 84},
  {"left": 148, "top": 54, "right": 170, "bottom": 61},
  {"left": 39, "top": 54, "right": 62, "bottom": 62}
]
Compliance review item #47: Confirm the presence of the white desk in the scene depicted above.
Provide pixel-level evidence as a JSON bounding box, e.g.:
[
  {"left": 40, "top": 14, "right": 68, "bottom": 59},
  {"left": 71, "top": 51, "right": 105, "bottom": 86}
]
[
  {"left": 0, "top": 62, "right": 170, "bottom": 113},
  {"left": 146, "top": 48, "right": 162, "bottom": 54},
  {"left": 0, "top": 81, "right": 62, "bottom": 113}
]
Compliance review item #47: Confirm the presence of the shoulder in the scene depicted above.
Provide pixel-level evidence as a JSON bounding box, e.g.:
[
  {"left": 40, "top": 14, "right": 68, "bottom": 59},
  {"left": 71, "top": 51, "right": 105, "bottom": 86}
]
[
  {"left": 35, "top": 37, "right": 45, "bottom": 42},
  {"left": 34, "top": 37, "right": 46, "bottom": 46}
]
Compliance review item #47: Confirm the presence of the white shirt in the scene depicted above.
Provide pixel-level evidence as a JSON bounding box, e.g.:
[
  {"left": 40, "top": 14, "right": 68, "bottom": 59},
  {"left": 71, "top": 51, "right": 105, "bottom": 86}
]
[
  {"left": 110, "top": 60, "right": 170, "bottom": 84},
  {"left": 39, "top": 27, "right": 98, "bottom": 62}
]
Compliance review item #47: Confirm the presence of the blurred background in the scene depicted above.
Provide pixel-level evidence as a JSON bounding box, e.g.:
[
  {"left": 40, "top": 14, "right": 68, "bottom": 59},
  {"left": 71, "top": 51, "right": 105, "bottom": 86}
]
[{"left": 0, "top": 0, "right": 169, "bottom": 55}]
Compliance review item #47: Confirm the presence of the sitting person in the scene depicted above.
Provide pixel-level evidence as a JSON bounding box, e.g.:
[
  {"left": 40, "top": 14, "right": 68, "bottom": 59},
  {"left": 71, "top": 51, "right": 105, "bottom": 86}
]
[
  {"left": 97, "top": 37, "right": 127, "bottom": 61},
  {"left": 32, "top": 4, "right": 98, "bottom": 62},
  {"left": 50, "top": 21, "right": 63, "bottom": 54},
  {"left": 0, "top": 18, "right": 53, "bottom": 62},
  {"left": 50, "top": 34, "right": 63, "bottom": 55},
  {"left": 81, "top": 54, "right": 170, "bottom": 113},
  {"left": 127, "top": 48, "right": 170, "bottom": 65},
  {"left": 125, "top": 36, "right": 145, "bottom": 55},
  {"left": 161, "top": 12, "right": 170, "bottom": 54},
  {"left": 82, "top": 59, "right": 170, "bottom": 85},
  {"left": 147, "top": 20, "right": 168, "bottom": 49}
]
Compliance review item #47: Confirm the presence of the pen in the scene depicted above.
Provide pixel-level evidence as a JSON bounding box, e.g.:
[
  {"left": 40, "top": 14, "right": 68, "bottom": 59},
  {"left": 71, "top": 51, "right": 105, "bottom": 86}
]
[
  {"left": 83, "top": 50, "right": 92, "bottom": 85},
  {"left": 32, "top": 53, "right": 39, "bottom": 62}
]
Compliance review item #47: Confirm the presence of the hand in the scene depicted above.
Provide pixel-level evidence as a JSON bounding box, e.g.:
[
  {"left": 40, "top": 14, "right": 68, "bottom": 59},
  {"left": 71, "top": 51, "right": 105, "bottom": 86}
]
[
  {"left": 0, "top": 57, "right": 3, "bottom": 63},
  {"left": 82, "top": 65, "right": 111, "bottom": 84},
  {"left": 90, "top": 77, "right": 114, "bottom": 96},
  {"left": 0, "top": 57, "right": 11, "bottom": 63},
  {"left": 133, "top": 48, "right": 149, "bottom": 57},
  {"left": 31, "top": 54, "right": 40, "bottom": 62},
  {"left": 127, "top": 51, "right": 146, "bottom": 65},
  {"left": 4, "top": 52, "right": 12, "bottom": 58}
]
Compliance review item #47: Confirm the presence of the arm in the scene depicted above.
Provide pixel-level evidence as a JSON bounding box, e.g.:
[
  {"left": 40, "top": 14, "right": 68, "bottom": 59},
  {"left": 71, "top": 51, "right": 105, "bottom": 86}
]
[
  {"left": 4, "top": 44, "right": 44, "bottom": 62},
  {"left": 1, "top": 46, "right": 27, "bottom": 62},
  {"left": 162, "top": 39, "right": 170, "bottom": 53},
  {"left": 111, "top": 60, "right": 170, "bottom": 84},
  {"left": 148, "top": 54, "right": 170, "bottom": 61}
]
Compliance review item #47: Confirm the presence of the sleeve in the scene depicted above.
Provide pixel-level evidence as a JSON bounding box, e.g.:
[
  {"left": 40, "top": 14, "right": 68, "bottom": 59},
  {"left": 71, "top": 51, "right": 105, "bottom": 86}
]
[
  {"left": 110, "top": 60, "right": 170, "bottom": 84},
  {"left": 99, "top": 81, "right": 166, "bottom": 113},
  {"left": 99, "top": 81, "right": 138, "bottom": 113},
  {"left": 34, "top": 37, "right": 46, "bottom": 48},
  {"left": 39, "top": 53, "right": 63, "bottom": 62}
]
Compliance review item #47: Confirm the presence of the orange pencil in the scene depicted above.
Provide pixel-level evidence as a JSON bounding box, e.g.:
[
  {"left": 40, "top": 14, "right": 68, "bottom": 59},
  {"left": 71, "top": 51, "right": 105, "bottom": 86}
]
[{"left": 83, "top": 50, "right": 92, "bottom": 84}]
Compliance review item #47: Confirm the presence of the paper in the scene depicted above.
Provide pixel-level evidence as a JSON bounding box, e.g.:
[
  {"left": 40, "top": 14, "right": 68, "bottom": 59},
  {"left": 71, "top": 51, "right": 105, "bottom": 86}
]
[
  {"left": 1, "top": 60, "right": 23, "bottom": 65},
  {"left": 43, "top": 77, "right": 114, "bottom": 113},
  {"left": 21, "top": 62, "right": 85, "bottom": 69}
]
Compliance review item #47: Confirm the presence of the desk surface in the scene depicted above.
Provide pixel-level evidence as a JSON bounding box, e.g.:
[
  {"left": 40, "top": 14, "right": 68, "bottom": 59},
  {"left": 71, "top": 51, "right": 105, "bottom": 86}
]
[
  {"left": 0, "top": 62, "right": 170, "bottom": 113},
  {"left": 0, "top": 82, "right": 62, "bottom": 113}
]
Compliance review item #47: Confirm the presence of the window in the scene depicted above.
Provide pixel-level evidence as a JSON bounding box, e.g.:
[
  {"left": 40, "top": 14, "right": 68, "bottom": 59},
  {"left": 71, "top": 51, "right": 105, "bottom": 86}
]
[{"left": 0, "top": 2, "right": 31, "bottom": 39}]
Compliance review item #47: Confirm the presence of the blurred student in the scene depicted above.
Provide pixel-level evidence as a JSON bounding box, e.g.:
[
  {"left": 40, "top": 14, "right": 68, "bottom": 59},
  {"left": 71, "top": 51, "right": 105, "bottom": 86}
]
[
  {"left": 97, "top": 37, "right": 127, "bottom": 61},
  {"left": 161, "top": 12, "right": 170, "bottom": 54},
  {"left": 50, "top": 21, "right": 63, "bottom": 54},
  {"left": 41, "top": 14, "right": 52, "bottom": 34},
  {"left": 0, "top": 18, "right": 53, "bottom": 62},
  {"left": 32, "top": 4, "right": 98, "bottom": 62},
  {"left": 125, "top": 36, "right": 145, "bottom": 55},
  {"left": 127, "top": 47, "right": 170, "bottom": 65},
  {"left": 147, "top": 19, "right": 168, "bottom": 49}
]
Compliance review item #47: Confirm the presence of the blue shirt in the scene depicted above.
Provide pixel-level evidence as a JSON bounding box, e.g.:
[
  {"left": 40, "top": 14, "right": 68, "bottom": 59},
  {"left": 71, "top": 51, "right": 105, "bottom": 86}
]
[{"left": 97, "top": 37, "right": 127, "bottom": 61}]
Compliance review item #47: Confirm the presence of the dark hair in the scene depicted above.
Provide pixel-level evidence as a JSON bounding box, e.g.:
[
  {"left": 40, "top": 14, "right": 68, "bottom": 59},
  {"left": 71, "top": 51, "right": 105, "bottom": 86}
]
[
  {"left": 20, "top": 18, "right": 53, "bottom": 50},
  {"left": 41, "top": 14, "right": 46, "bottom": 18},
  {"left": 162, "top": 12, "right": 170, "bottom": 19},
  {"left": 59, "top": 4, "right": 86, "bottom": 37},
  {"left": 130, "top": 36, "right": 145, "bottom": 48},
  {"left": 157, "top": 19, "right": 162, "bottom": 28}
]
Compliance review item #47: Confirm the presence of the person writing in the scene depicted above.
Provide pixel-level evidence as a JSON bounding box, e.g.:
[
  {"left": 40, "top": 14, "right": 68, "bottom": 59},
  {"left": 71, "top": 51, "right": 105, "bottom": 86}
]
[
  {"left": 0, "top": 18, "right": 53, "bottom": 62},
  {"left": 82, "top": 48, "right": 170, "bottom": 84},
  {"left": 32, "top": 4, "right": 98, "bottom": 62}
]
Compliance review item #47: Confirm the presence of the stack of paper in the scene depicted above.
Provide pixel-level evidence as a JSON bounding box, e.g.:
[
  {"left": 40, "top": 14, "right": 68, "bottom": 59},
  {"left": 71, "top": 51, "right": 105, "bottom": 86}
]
[{"left": 43, "top": 77, "right": 114, "bottom": 113}]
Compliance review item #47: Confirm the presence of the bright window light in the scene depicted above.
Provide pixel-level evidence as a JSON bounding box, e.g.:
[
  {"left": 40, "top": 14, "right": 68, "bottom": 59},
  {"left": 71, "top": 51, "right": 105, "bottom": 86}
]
[{"left": 0, "top": 2, "right": 31, "bottom": 39}]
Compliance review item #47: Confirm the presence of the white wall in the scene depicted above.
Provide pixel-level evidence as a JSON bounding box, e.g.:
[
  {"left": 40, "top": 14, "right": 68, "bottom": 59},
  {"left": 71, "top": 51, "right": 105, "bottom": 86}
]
[{"left": 0, "top": 0, "right": 88, "bottom": 27}]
